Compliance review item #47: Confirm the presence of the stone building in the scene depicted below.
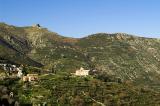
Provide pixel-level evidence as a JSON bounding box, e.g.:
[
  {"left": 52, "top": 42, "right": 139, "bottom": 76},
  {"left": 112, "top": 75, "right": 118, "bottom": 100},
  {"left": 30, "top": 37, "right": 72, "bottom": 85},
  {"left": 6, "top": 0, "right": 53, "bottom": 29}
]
[
  {"left": 22, "top": 74, "right": 38, "bottom": 82},
  {"left": 32, "top": 24, "right": 41, "bottom": 28},
  {"left": 75, "top": 67, "right": 90, "bottom": 76}
]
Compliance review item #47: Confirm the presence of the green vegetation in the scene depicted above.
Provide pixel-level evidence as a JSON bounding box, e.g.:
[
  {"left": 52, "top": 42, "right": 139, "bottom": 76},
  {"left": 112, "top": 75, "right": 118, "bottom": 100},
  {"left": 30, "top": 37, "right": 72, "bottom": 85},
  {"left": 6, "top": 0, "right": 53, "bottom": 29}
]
[
  {"left": 0, "top": 73, "right": 160, "bottom": 106},
  {"left": 0, "top": 23, "right": 160, "bottom": 105},
  {"left": 1, "top": 23, "right": 160, "bottom": 85}
]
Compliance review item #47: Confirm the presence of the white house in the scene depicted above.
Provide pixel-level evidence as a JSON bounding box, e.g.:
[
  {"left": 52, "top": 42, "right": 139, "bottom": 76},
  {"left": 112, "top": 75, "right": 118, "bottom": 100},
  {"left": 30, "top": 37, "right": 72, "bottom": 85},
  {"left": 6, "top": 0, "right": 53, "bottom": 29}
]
[
  {"left": 3, "top": 64, "right": 7, "bottom": 71},
  {"left": 17, "top": 68, "right": 23, "bottom": 78},
  {"left": 75, "top": 67, "right": 90, "bottom": 76}
]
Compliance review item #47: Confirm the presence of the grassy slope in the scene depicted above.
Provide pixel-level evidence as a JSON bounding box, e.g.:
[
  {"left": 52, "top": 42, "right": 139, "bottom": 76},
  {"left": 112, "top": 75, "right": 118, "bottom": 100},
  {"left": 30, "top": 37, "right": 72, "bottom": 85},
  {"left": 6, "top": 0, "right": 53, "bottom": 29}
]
[
  {"left": 0, "top": 73, "right": 160, "bottom": 106},
  {"left": 0, "top": 23, "right": 160, "bottom": 85}
]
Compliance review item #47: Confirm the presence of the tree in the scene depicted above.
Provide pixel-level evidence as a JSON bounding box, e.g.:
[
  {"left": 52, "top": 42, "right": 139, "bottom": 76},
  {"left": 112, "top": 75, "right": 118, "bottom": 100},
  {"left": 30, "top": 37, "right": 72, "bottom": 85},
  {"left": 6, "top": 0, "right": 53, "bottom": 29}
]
[{"left": 22, "top": 65, "right": 28, "bottom": 76}]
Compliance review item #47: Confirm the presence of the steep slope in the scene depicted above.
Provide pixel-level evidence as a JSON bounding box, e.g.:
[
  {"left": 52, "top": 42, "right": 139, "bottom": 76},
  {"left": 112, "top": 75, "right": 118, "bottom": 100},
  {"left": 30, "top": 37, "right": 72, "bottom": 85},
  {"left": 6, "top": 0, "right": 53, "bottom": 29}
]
[
  {"left": 0, "top": 23, "right": 160, "bottom": 86},
  {"left": 76, "top": 33, "right": 160, "bottom": 85},
  {"left": 0, "top": 23, "right": 43, "bottom": 67},
  {"left": 0, "top": 23, "right": 87, "bottom": 72}
]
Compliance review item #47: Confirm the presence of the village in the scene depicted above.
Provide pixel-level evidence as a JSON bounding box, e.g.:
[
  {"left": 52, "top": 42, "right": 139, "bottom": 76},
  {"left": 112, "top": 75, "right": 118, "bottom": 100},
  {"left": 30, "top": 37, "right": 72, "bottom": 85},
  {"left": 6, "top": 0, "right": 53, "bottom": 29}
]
[
  {"left": 0, "top": 62, "right": 94, "bottom": 105},
  {"left": 0, "top": 63, "right": 39, "bottom": 82},
  {"left": 0, "top": 62, "right": 92, "bottom": 82}
]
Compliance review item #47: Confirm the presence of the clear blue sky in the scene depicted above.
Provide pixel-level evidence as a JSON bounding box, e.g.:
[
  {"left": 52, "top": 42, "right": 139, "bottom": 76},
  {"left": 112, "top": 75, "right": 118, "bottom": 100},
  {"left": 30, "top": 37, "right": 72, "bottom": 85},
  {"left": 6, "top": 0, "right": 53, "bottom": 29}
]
[{"left": 0, "top": 0, "right": 160, "bottom": 38}]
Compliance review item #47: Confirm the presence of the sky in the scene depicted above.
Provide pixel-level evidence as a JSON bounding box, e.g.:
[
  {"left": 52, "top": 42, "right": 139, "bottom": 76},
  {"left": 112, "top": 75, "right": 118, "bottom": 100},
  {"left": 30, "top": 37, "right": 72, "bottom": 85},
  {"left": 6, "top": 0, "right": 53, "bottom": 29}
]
[{"left": 0, "top": 0, "right": 160, "bottom": 38}]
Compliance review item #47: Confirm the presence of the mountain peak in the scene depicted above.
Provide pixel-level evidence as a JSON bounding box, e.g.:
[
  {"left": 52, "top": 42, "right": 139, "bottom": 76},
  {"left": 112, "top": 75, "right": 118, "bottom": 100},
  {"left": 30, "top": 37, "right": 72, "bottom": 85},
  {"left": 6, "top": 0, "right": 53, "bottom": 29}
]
[{"left": 32, "top": 24, "right": 41, "bottom": 28}]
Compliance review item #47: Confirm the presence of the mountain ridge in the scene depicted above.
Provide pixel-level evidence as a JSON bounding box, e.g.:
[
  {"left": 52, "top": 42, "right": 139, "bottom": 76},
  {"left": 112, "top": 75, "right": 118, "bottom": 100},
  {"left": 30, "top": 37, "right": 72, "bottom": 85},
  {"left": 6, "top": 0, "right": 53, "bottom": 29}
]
[{"left": 0, "top": 22, "right": 160, "bottom": 86}]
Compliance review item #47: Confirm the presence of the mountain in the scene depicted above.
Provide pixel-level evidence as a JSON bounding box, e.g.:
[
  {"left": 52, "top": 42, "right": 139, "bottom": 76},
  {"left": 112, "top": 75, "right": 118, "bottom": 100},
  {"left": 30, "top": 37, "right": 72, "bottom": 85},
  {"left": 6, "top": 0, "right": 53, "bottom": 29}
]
[
  {"left": 0, "top": 23, "right": 43, "bottom": 67},
  {"left": 0, "top": 23, "right": 160, "bottom": 86},
  {"left": 76, "top": 33, "right": 160, "bottom": 86}
]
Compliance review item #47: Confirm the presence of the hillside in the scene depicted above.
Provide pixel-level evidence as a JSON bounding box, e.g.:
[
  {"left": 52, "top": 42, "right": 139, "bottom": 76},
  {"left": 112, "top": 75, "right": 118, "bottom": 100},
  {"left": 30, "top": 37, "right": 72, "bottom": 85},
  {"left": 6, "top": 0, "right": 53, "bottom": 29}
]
[
  {"left": 0, "top": 23, "right": 43, "bottom": 67},
  {"left": 76, "top": 33, "right": 160, "bottom": 86},
  {"left": 0, "top": 73, "right": 160, "bottom": 106},
  {"left": 0, "top": 23, "right": 160, "bottom": 86},
  {"left": 1, "top": 23, "right": 160, "bottom": 105}
]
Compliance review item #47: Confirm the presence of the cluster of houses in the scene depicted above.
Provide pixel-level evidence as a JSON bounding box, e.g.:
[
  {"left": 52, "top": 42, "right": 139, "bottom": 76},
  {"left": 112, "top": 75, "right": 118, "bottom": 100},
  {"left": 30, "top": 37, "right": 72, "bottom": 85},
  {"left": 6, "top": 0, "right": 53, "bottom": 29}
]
[
  {"left": 0, "top": 63, "right": 23, "bottom": 78},
  {"left": 0, "top": 63, "right": 38, "bottom": 82},
  {"left": 0, "top": 62, "right": 93, "bottom": 83},
  {"left": 22, "top": 74, "right": 38, "bottom": 82}
]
